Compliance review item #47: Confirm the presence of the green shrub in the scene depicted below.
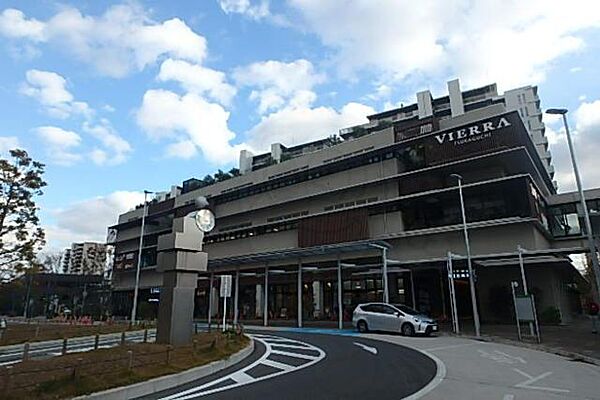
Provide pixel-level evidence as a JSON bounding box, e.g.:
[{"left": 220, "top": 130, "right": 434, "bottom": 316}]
[{"left": 539, "top": 306, "right": 561, "bottom": 324}]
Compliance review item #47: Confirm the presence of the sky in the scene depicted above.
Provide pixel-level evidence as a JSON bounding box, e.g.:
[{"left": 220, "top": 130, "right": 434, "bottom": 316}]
[{"left": 1, "top": 0, "right": 600, "bottom": 252}]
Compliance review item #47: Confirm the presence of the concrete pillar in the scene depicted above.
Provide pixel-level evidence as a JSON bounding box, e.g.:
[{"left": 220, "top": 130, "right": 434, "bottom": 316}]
[
  {"left": 448, "top": 78, "right": 465, "bottom": 117},
  {"left": 264, "top": 266, "right": 269, "bottom": 327},
  {"left": 297, "top": 260, "right": 303, "bottom": 328},
  {"left": 255, "top": 284, "right": 263, "bottom": 319},
  {"left": 156, "top": 216, "right": 207, "bottom": 345},
  {"left": 417, "top": 90, "right": 433, "bottom": 119},
  {"left": 208, "top": 273, "right": 213, "bottom": 328},
  {"left": 337, "top": 258, "right": 343, "bottom": 330},
  {"left": 234, "top": 269, "right": 240, "bottom": 325}
]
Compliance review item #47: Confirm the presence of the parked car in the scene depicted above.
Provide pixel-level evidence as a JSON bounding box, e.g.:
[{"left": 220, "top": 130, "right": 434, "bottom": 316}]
[{"left": 352, "top": 302, "right": 438, "bottom": 336}]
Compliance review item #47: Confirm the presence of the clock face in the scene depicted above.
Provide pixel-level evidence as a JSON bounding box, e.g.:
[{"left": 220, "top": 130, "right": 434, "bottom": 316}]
[{"left": 195, "top": 209, "right": 215, "bottom": 233}]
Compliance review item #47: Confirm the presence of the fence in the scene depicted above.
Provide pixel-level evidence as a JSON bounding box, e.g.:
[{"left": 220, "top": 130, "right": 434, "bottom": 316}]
[{"left": 0, "top": 331, "right": 221, "bottom": 396}]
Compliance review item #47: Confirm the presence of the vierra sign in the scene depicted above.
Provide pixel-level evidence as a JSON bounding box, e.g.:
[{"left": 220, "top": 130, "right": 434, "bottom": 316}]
[{"left": 434, "top": 117, "right": 512, "bottom": 146}]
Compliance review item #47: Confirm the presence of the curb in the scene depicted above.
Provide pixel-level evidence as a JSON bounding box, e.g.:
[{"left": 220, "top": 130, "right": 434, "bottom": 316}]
[
  {"left": 444, "top": 332, "right": 600, "bottom": 366},
  {"left": 73, "top": 337, "right": 255, "bottom": 400}
]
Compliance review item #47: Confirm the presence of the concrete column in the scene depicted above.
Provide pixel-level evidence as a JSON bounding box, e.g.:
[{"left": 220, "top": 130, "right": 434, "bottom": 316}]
[
  {"left": 297, "top": 260, "right": 303, "bottom": 328},
  {"left": 448, "top": 78, "right": 465, "bottom": 117},
  {"left": 264, "top": 265, "right": 269, "bottom": 327},
  {"left": 417, "top": 90, "right": 433, "bottom": 119},
  {"left": 208, "top": 273, "right": 213, "bottom": 329},
  {"left": 255, "top": 284, "right": 263, "bottom": 318},
  {"left": 312, "top": 281, "right": 323, "bottom": 319},
  {"left": 234, "top": 269, "right": 240, "bottom": 325},
  {"left": 410, "top": 270, "right": 417, "bottom": 309},
  {"left": 337, "top": 258, "right": 343, "bottom": 330}
]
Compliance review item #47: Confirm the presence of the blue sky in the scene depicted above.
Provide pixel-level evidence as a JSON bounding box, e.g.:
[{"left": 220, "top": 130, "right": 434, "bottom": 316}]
[{"left": 1, "top": 0, "right": 600, "bottom": 251}]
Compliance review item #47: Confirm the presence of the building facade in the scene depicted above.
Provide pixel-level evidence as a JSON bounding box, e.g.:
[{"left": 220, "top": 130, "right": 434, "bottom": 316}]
[
  {"left": 110, "top": 79, "right": 590, "bottom": 326},
  {"left": 63, "top": 242, "right": 107, "bottom": 276}
]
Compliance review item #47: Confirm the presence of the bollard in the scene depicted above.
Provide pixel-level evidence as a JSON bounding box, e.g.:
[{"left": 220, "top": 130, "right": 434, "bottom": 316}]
[
  {"left": 62, "top": 338, "right": 68, "bottom": 355},
  {"left": 166, "top": 345, "right": 173, "bottom": 365},
  {"left": 143, "top": 329, "right": 148, "bottom": 343},
  {"left": 94, "top": 334, "right": 99, "bottom": 350},
  {"left": 3, "top": 365, "right": 13, "bottom": 392},
  {"left": 22, "top": 342, "right": 30, "bottom": 362},
  {"left": 72, "top": 357, "right": 83, "bottom": 379},
  {"left": 121, "top": 331, "right": 126, "bottom": 346},
  {"left": 127, "top": 350, "right": 134, "bottom": 370}
]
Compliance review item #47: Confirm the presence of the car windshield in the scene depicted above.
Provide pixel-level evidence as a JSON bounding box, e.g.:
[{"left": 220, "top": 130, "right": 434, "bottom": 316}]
[{"left": 393, "top": 304, "right": 420, "bottom": 315}]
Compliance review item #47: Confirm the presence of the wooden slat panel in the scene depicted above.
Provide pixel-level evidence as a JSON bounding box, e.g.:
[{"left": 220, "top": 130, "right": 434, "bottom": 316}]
[{"left": 298, "top": 209, "right": 369, "bottom": 248}]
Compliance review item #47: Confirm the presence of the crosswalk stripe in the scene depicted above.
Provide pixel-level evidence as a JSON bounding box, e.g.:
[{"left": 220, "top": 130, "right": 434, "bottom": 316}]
[
  {"left": 261, "top": 358, "right": 295, "bottom": 371},
  {"left": 270, "top": 349, "right": 318, "bottom": 360}
]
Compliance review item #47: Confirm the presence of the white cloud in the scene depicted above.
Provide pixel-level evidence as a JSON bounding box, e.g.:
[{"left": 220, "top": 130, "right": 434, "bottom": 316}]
[
  {"left": 218, "top": 0, "right": 271, "bottom": 20},
  {"left": 157, "top": 59, "right": 236, "bottom": 106},
  {"left": 20, "top": 69, "right": 92, "bottom": 119},
  {"left": 1, "top": 4, "right": 207, "bottom": 78},
  {"left": 35, "top": 126, "right": 82, "bottom": 166},
  {"left": 570, "top": 66, "right": 583, "bottom": 73},
  {"left": 288, "top": 0, "right": 600, "bottom": 89},
  {"left": 45, "top": 191, "right": 145, "bottom": 249},
  {"left": 136, "top": 89, "right": 242, "bottom": 163},
  {"left": 234, "top": 59, "right": 325, "bottom": 113},
  {"left": 0, "top": 136, "right": 20, "bottom": 154},
  {"left": 0, "top": 8, "right": 46, "bottom": 41},
  {"left": 550, "top": 100, "right": 600, "bottom": 192},
  {"left": 165, "top": 140, "right": 198, "bottom": 159},
  {"left": 83, "top": 120, "right": 132, "bottom": 165},
  {"left": 247, "top": 102, "right": 375, "bottom": 150}
]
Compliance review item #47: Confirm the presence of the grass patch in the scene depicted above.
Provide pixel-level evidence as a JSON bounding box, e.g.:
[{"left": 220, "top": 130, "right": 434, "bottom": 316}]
[{"left": 0, "top": 330, "right": 248, "bottom": 400}]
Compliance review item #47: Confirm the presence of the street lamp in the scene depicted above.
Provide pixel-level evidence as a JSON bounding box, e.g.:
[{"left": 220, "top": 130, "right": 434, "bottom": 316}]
[
  {"left": 131, "top": 190, "right": 154, "bottom": 324},
  {"left": 546, "top": 108, "right": 600, "bottom": 301},
  {"left": 451, "top": 173, "right": 481, "bottom": 337}
]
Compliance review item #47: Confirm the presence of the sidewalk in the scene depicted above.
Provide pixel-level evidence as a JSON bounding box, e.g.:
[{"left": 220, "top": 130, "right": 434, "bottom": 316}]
[{"left": 452, "top": 317, "right": 600, "bottom": 362}]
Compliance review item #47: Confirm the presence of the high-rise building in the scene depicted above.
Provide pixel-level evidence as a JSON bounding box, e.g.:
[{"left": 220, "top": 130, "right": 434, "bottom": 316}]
[{"left": 63, "top": 242, "right": 107, "bottom": 275}]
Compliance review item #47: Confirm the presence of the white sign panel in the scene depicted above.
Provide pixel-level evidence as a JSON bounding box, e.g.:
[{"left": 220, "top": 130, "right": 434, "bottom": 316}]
[{"left": 220, "top": 275, "right": 232, "bottom": 298}]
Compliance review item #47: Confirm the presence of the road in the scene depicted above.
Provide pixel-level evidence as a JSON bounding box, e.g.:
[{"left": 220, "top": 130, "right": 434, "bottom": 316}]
[
  {"left": 0, "top": 329, "right": 156, "bottom": 366},
  {"left": 3, "top": 327, "right": 600, "bottom": 399},
  {"left": 140, "top": 330, "right": 437, "bottom": 400}
]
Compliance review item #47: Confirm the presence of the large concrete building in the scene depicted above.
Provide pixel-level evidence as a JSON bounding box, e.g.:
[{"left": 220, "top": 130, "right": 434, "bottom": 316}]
[
  {"left": 62, "top": 242, "right": 107, "bottom": 276},
  {"left": 109, "top": 79, "right": 595, "bottom": 326}
]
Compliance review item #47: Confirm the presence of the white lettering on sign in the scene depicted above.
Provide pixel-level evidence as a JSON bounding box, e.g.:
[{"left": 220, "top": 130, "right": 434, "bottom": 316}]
[{"left": 434, "top": 117, "right": 511, "bottom": 145}]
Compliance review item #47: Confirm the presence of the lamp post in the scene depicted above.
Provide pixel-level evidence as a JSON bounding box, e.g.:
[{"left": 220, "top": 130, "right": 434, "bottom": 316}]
[
  {"left": 546, "top": 108, "right": 600, "bottom": 301},
  {"left": 131, "top": 190, "right": 153, "bottom": 325},
  {"left": 451, "top": 173, "right": 481, "bottom": 337}
]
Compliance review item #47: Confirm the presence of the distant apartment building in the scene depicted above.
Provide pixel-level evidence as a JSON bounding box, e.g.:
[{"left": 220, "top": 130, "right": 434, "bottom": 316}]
[
  {"left": 63, "top": 242, "right": 107, "bottom": 275},
  {"left": 109, "top": 79, "right": 594, "bottom": 325}
]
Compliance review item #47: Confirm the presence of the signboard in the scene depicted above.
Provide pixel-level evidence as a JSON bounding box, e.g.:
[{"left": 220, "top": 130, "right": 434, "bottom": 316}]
[
  {"left": 515, "top": 295, "right": 535, "bottom": 321},
  {"left": 220, "top": 275, "right": 232, "bottom": 298}
]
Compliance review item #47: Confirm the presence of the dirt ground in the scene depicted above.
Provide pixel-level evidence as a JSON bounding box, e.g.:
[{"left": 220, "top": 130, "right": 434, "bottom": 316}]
[
  {"left": 0, "top": 321, "right": 152, "bottom": 346},
  {"left": 0, "top": 330, "right": 248, "bottom": 400}
]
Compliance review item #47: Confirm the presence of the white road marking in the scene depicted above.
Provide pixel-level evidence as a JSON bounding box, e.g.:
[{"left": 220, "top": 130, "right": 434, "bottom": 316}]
[
  {"left": 158, "top": 334, "right": 325, "bottom": 400},
  {"left": 478, "top": 349, "right": 526, "bottom": 365},
  {"left": 513, "top": 369, "right": 570, "bottom": 393},
  {"left": 353, "top": 342, "right": 378, "bottom": 355},
  {"left": 503, "top": 395, "right": 515, "bottom": 400},
  {"left": 425, "top": 343, "right": 474, "bottom": 352},
  {"left": 270, "top": 349, "right": 318, "bottom": 360},
  {"left": 261, "top": 358, "right": 295, "bottom": 372}
]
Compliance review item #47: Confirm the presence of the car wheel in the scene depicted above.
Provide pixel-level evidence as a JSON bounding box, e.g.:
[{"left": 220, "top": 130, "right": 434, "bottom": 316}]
[
  {"left": 401, "top": 323, "right": 415, "bottom": 337},
  {"left": 357, "top": 320, "right": 369, "bottom": 333}
]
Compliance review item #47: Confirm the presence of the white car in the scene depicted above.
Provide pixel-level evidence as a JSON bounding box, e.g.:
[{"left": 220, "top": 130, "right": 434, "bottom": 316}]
[{"left": 352, "top": 303, "right": 438, "bottom": 336}]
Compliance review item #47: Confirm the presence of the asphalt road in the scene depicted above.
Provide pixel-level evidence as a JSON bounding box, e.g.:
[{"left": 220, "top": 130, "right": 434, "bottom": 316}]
[
  {"left": 0, "top": 329, "right": 156, "bottom": 366},
  {"left": 141, "top": 330, "right": 437, "bottom": 400}
]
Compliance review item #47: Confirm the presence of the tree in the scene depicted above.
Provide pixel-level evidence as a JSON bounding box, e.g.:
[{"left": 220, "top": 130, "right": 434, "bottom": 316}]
[
  {"left": 0, "top": 149, "right": 46, "bottom": 281},
  {"left": 39, "top": 250, "right": 63, "bottom": 273}
]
